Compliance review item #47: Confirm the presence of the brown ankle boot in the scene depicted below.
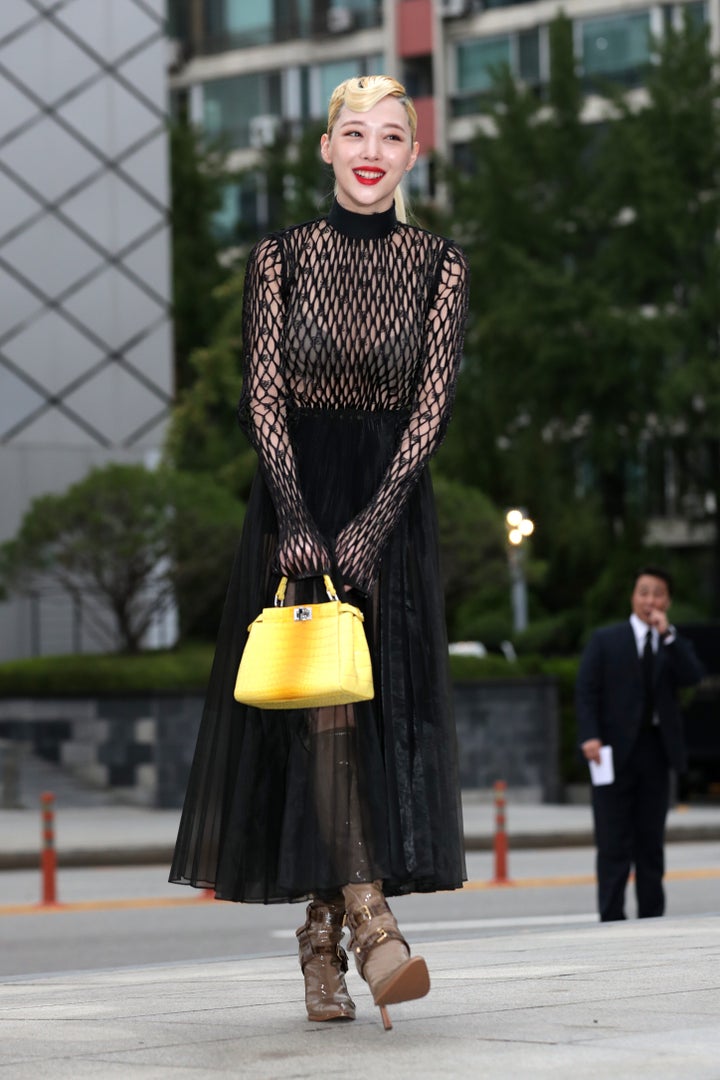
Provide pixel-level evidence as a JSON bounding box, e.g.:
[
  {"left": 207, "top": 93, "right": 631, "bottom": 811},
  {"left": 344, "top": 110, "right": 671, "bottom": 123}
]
[
  {"left": 296, "top": 897, "right": 356, "bottom": 1022},
  {"left": 342, "top": 882, "right": 429, "bottom": 1030}
]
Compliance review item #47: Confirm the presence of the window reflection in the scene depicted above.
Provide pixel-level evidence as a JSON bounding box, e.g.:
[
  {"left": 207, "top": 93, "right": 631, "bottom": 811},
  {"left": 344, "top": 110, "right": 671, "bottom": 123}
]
[{"left": 581, "top": 11, "right": 652, "bottom": 80}]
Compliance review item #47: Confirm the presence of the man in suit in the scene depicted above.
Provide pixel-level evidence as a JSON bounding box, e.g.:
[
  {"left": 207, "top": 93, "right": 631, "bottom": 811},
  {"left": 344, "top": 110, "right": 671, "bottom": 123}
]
[{"left": 576, "top": 567, "right": 705, "bottom": 921}]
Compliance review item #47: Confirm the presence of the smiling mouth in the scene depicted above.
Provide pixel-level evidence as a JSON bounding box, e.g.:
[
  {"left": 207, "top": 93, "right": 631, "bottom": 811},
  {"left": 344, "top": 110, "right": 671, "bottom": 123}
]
[{"left": 353, "top": 169, "right": 386, "bottom": 186}]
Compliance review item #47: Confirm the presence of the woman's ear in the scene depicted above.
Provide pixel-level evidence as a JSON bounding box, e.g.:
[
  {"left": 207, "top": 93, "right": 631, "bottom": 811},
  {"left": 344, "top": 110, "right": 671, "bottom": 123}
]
[
  {"left": 406, "top": 141, "right": 420, "bottom": 172},
  {"left": 320, "top": 133, "right": 332, "bottom": 164}
]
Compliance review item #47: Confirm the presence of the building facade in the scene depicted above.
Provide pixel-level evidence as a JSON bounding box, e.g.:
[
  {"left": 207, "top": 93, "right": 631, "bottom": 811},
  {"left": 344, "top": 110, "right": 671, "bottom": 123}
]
[
  {"left": 168, "top": 0, "right": 714, "bottom": 238},
  {"left": 0, "top": 0, "right": 174, "bottom": 660}
]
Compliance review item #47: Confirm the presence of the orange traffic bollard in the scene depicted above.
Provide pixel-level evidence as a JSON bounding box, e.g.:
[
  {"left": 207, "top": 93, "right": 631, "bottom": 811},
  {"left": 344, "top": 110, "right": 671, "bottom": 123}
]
[
  {"left": 40, "top": 791, "right": 59, "bottom": 906},
  {"left": 491, "top": 780, "right": 513, "bottom": 886}
]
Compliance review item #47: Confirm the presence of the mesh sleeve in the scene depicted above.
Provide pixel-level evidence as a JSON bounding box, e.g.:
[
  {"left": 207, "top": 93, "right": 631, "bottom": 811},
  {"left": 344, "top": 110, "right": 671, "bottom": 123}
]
[
  {"left": 334, "top": 242, "right": 470, "bottom": 594},
  {"left": 237, "top": 236, "right": 330, "bottom": 578}
]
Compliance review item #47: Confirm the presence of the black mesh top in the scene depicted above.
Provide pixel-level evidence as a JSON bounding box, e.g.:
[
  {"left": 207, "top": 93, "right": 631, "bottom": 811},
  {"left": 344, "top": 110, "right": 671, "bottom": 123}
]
[{"left": 237, "top": 199, "right": 470, "bottom": 595}]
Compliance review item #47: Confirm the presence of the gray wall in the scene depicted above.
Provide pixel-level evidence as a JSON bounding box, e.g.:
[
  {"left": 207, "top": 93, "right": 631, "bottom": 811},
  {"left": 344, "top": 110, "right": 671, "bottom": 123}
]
[
  {"left": 0, "top": 0, "right": 173, "bottom": 659},
  {"left": 0, "top": 679, "right": 561, "bottom": 808}
]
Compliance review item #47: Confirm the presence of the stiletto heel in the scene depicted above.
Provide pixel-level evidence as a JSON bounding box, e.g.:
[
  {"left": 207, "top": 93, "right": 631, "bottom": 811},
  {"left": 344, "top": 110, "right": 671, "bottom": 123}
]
[
  {"left": 343, "top": 881, "right": 430, "bottom": 1031},
  {"left": 296, "top": 897, "right": 356, "bottom": 1022}
]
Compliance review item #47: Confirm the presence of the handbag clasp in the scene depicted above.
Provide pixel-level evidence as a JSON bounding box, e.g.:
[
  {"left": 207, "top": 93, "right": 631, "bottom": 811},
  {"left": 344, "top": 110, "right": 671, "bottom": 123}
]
[{"left": 293, "top": 606, "right": 313, "bottom": 621}]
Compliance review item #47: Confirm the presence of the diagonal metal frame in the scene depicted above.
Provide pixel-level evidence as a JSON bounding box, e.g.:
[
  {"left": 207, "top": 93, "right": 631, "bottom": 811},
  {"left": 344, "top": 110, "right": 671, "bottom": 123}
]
[
  {"left": 0, "top": 306, "right": 171, "bottom": 448},
  {"left": 0, "top": 0, "right": 164, "bottom": 53},
  {"left": 0, "top": 124, "right": 165, "bottom": 252},
  {"left": 24, "top": 0, "right": 166, "bottom": 122},
  {"left": 0, "top": 214, "right": 172, "bottom": 394},
  {"left": 0, "top": 249, "right": 171, "bottom": 415},
  {"left": 0, "top": 1, "right": 68, "bottom": 52},
  {"left": 0, "top": 60, "right": 166, "bottom": 218},
  {"left": 0, "top": 0, "right": 173, "bottom": 448},
  {"left": 0, "top": 31, "right": 167, "bottom": 161},
  {"left": 0, "top": 150, "right": 170, "bottom": 311},
  {"left": 0, "top": 215, "right": 167, "bottom": 355},
  {"left": 127, "top": 0, "right": 165, "bottom": 29},
  {"left": 0, "top": 348, "right": 113, "bottom": 447}
]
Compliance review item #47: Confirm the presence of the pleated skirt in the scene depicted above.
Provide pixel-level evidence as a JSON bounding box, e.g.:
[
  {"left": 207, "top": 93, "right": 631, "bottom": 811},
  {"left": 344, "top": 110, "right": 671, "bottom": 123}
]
[{"left": 169, "top": 407, "right": 466, "bottom": 902}]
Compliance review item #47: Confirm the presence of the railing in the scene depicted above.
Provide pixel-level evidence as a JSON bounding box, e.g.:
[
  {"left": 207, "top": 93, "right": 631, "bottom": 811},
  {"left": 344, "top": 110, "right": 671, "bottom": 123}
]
[{"left": 196, "top": 10, "right": 383, "bottom": 57}]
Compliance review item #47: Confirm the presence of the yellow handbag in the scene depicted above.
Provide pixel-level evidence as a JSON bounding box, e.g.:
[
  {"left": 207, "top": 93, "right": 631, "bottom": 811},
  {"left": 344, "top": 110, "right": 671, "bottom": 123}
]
[{"left": 233, "top": 574, "right": 375, "bottom": 710}]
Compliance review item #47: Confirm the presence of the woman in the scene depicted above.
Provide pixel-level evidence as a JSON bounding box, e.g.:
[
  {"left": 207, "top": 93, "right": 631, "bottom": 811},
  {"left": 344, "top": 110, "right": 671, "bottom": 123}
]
[{"left": 170, "top": 75, "right": 469, "bottom": 1031}]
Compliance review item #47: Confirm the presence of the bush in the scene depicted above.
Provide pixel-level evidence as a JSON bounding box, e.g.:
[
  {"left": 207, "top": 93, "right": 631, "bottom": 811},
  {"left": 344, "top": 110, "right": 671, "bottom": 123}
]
[
  {"left": 0, "top": 645, "right": 215, "bottom": 696},
  {"left": 0, "top": 646, "right": 585, "bottom": 786},
  {"left": 514, "top": 610, "right": 584, "bottom": 656}
]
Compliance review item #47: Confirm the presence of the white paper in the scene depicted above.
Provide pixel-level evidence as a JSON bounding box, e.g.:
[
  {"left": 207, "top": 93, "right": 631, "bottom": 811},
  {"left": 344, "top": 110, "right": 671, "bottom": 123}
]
[{"left": 589, "top": 745, "right": 614, "bottom": 786}]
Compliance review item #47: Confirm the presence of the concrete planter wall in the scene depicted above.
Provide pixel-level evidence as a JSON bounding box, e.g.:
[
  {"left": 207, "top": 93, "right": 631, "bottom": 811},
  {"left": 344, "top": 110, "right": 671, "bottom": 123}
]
[{"left": 0, "top": 678, "right": 560, "bottom": 808}]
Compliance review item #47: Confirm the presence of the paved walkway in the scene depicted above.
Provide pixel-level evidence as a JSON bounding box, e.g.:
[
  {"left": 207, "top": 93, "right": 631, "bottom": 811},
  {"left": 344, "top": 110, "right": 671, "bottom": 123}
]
[
  {"left": 2, "top": 762, "right": 720, "bottom": 1076},
  {"left": 2, "top": 794, "right": 720, "bottom": 869},
  {"left": 3, "top": 744, "right": 720, "bottom": 868},
  {"left": 1, "top": 915, "right": 719, "bottom": 1078}
]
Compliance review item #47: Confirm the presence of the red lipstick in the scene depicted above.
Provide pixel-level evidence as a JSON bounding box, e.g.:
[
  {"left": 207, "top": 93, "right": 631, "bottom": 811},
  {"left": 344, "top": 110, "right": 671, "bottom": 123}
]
[{"left": 353, "top": 168, "right": 385, "bottom": 186}]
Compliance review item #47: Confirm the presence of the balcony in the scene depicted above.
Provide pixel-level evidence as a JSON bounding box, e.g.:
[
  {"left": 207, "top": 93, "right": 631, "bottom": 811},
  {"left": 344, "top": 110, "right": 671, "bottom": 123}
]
[{"left": 195, "top": 6, "right": 383, "bottom": 57}]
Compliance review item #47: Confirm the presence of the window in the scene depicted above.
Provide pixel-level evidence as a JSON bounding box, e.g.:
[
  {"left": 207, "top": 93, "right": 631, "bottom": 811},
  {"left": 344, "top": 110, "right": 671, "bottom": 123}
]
[
  {"left": 203, "top": 72, "right": 282, "bottom": 149},
  {"left": 328, "top": 0, "right": 382, "bottom": 31},
  {"left": 457, "top": 36, "right": 512, "bottom": 94},
  {"left": 518, "top": 28, "right": 540, "bottom": 87},
  {"left": 682, "top": 1, "right": 708, "bottom": 29},
  {"left": 204, "top": 0, "right": 273, "bottom": 47},
  {"left": 213, "top": 176, "right": 262, "bottom": 242},
  {"left": 453, "top": 28, "right": 541, "bottom": 115},
  {"left": 580, "top": 11, "right": 652, "bottom": 80},
  {"left": 224, "top": 0, "right": 272, "bottom": 37},
  {"left": 403, "top": 56, "right": 434, "bottom": 99},
  {"left": 166, "top": 0, "right": 186, "bottom": 39},
  {"left": 316, "top": 54, "right": 385, "bottom": 113}
]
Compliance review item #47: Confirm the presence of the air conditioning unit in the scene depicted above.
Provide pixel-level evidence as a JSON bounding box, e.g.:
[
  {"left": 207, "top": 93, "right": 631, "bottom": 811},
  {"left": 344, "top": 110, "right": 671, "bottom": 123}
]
[
  {"left": 249, "top": 114, "right": 282, "bottom": 149},
  {"left": 327, "top": 7, "right": 355, "bottom": 34},
  {"left": 166, "top": 38, "right": 185, "bottom": 72},
  {"left": 439, "top": 0, "right": 470, "bottom": 18}
]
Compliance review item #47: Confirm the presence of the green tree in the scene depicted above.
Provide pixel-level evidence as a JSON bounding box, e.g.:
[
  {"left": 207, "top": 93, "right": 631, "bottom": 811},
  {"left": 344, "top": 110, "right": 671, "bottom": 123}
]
[
  {"left": 432, "top": 476, "right": 508, "bottom": 641},
  {"left": 166, "top": 121, "right": 333, "bottom": 498},
  {"left": 442, "top": 14, "right": 629, "bottom": 629},
  {"left": 170, "top": 117, "right": 230, "bottom": 391},
  {"left": 441, "top": 13, "right": 719, "bottom": 637},
  {"left": 240, "top": 120, "right": 332, "bottom": 237},
  {"left": 597, "top": 16, "right": 720, "bottom": 611},
  {"left": 0, "top": 465, "right": 244, "bottom": 653},
  {"left": 165, "top": 270, "right": 257, "bottom": 500}
]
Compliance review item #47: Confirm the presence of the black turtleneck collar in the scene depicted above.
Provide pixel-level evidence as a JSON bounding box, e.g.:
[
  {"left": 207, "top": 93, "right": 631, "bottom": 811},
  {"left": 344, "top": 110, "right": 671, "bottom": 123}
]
[{"left": 326, "top": 198, "right": 398, "bottom": 240}]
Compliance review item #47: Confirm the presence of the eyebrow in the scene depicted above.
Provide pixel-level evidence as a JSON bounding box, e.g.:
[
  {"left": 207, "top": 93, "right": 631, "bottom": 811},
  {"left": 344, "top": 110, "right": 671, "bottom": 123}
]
[{"left": 337, "top": 119, "right": 407, "bottom": 133}]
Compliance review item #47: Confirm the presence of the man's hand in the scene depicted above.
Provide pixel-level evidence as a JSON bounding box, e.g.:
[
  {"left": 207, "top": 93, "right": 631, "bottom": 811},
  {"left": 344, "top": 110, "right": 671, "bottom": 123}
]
[
  {"left": 647, "top": 608, "right": 670, "bottom": 637},
  {"left": 582, "top": 738, "right": 603, "bottom": 765}
]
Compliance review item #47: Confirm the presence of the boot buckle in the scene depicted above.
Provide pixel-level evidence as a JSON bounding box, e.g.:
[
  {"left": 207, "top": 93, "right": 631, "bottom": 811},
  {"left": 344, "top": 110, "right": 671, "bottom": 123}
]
[{"left": 358, "top": 903, "right": 373, "bottom": 923}]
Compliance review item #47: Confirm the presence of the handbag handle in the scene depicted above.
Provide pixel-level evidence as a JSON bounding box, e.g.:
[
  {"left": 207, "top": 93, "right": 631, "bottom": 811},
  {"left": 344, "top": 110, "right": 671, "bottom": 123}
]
[{"left": 274, "top": 574, "right": 339, "bottom": 607}]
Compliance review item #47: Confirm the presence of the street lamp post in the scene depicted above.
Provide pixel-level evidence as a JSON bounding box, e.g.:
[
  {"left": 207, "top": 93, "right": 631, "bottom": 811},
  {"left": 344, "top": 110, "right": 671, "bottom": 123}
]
[{"left": 505, "top": 508, "right": 534, "bottom": 634}]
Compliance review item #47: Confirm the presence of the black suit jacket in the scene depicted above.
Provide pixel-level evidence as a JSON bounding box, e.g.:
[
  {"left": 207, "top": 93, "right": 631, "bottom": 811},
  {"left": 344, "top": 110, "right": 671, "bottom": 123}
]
[{"left": 576, "top": 622, "right": 705, "bottom": 772}]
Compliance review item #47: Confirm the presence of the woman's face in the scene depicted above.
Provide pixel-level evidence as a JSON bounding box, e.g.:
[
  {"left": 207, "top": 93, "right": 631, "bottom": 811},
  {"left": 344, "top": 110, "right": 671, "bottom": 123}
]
[{"left": 320, "top": 95, "right": 419, "bottom": 215}]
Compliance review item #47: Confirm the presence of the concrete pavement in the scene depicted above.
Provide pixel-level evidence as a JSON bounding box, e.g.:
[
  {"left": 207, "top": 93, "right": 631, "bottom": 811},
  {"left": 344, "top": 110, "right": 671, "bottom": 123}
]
[
  {"left": 1, "top": 915, "right": 719, "bottom": 1078},
  {"left": 2, "top": 780, "right": 720, "bottom": 1076}
]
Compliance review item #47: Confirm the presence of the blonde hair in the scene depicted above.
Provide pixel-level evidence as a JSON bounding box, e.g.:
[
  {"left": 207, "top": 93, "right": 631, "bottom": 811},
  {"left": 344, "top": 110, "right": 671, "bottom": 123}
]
[{"left": 326, "top": 75, "right": 417, "bottom": 223}]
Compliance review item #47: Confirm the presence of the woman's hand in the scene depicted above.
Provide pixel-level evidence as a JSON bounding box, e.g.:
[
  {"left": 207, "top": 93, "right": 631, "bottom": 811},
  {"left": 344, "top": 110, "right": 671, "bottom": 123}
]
[{"left": 276, "top": 529, "right": 330, "bottom": 579}]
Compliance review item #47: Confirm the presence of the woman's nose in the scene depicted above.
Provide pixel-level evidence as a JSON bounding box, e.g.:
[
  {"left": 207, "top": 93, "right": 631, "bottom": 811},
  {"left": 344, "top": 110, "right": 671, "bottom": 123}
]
[{"left": 363, "top": 136, "right": 380, "bottom": 159}]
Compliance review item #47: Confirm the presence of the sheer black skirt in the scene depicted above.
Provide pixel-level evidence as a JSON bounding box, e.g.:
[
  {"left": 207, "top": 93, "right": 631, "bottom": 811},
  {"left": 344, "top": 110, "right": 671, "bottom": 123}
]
[{"left": 169, "top": 408, "right": 466, "bottom": 902}]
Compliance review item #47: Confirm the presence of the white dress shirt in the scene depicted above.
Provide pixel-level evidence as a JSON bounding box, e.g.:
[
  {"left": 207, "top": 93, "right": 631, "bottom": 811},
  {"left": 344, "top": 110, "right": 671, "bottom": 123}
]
[{"left": 628, "top": 614, "right": 676, "bottom": 726}]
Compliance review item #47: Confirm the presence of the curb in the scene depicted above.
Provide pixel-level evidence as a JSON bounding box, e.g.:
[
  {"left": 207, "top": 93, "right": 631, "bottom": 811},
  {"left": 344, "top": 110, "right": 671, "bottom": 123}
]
[{"left": 1, "top": 824, "right": 719, "bottom": 871}]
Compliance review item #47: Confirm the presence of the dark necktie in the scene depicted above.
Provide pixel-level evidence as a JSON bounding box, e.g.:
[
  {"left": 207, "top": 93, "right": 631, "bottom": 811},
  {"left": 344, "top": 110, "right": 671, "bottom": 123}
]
[{"left": 642, "top": 628, "right": 655, "bottom": 727}]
